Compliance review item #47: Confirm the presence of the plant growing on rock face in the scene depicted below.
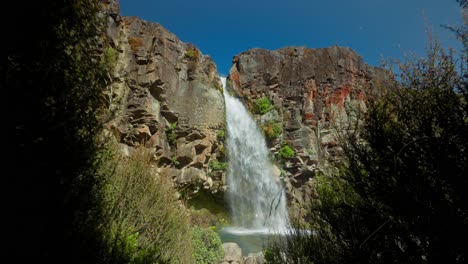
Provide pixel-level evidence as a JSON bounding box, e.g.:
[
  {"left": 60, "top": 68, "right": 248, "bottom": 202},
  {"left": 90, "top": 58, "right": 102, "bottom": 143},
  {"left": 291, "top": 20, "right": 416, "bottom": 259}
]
[
  {"left": 165, "top": 122, "right": 177, "bottom": 147},
  {"left": 219, "top": 144, "right": 226, "bottom": 158},
  {"left": 170, "top": 156, "right": 180, "bottom": 166},
  {"left": 217, "top": 130, "right": 225, "bottom": 140},
  {"left": 185, "top": 49, "right": 199, "bottom": 59},
  {"left": 209, "top": 160, "right": 227, "bottom": 171},
  {"left": 261, "top": 121, "right": 282, "bottom": 139},
  {"left": 214, "top": 81, "right": 223, "bottom": 93},
  {"left": 103, "top": 46, "right": 118, "bottom": 69},
  {"left": 278, "top": 143, "right": 295, "bottom": 159},
  {"left": 254, "top": 96, "right": 273, "bottom": 114}
]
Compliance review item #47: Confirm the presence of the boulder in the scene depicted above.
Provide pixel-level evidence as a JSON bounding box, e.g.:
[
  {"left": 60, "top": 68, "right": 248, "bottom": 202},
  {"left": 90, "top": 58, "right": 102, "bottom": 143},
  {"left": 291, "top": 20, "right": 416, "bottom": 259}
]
[
  {"left": 222, "top": 243, "right": 244, "bottom": 264},
  {"left": 244, "top": 252, "right": 265, "bottom": 264}
]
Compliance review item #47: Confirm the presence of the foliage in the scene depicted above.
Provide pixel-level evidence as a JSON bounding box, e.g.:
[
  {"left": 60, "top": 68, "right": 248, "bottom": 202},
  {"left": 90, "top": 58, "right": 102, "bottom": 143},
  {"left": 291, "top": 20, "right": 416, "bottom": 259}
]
[
  {"left": 190, "top": 208, "right": 220, "bottom": 228},
  {"left": 277, "top": 144, "right": 295, "bottom": 159},
  {"left": 171, "top": 156, "right": 180, "bottom": 166},
  {"left": 185, "top": 49, "right": 200, "bottom": 59},
  {"left": 261, "top": 121, "right": 282, "bottom": 139},
  {"left": 214, "top": 80, "right": 223, "bottom": 93},
  {"left": 340, "top": 42, "right": 467, "bottom": 263},
  {"left": 192, "top": 226, "right": 224, "bottom": 264},
  {"left": 217, "top": 129, "right": 225, "bottom": 140},
  {"left": 209, "top": 160, "right": 227, "bottom": 171},
  {"left": 166, "top": 122, "right": 178, "bottom": 147},
  {"left": 98, "top": 146, "right": 194, "bottom": 264},
  {"left": 265, "top": 170, "right": 363, "bottom": 264},
  {"left": 185, "top": 47, "right": 201, "bottom": 77},
  {"left": 103, "top": 47, "right": 118, "bottom": 69},
  {"left": 254, "top": 97, "right": 273, "bottom": 114}
]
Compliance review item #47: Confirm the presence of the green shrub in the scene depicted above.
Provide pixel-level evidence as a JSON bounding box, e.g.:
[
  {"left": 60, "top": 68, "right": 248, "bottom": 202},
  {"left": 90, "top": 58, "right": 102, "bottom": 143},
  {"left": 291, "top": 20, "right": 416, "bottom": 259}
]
[
  {"left": 192, "top": 226, "right": 224, "bottom": 264},
  {"left": 103, "top": 47, "right": 118, "bottom": 68},
  {"left": 98, "top": 146, "right": 194, "bottom": 263},
  {"left": 219, "top": 144, "right": 226, "bottom": 157},
  {"left": 185, "top": 49, "right": 199, "bottom": 59},
  {"left": 278, "top": 144, "right": 295, "bottom": 159},
  {"left": 254, "top": 97, "right": 272, "bottom": 114},
  {"left": 166, "top": 122, "right": 177, "bottom": 146},
  {"left": 217, "top": 130, "right": 225, "bottom": 140},
  {"left": 261, "top": 121, "right": 282, "bottom": 139},
  {"left": 209, "top": 160, "right": 227, "bottom": 171},
  {"left": 214, "top": 81, "right": 223, "bottom": 92},
  {"left": 171, "top": 156, "right": 180, "bottom": 166}
]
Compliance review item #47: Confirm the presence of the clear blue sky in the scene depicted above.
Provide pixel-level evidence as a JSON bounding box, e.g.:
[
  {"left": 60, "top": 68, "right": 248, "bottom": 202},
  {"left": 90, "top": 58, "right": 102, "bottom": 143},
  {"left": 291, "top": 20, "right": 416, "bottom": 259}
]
[{"left": 120, "top": 0, "right": 464, "bottom": 75}]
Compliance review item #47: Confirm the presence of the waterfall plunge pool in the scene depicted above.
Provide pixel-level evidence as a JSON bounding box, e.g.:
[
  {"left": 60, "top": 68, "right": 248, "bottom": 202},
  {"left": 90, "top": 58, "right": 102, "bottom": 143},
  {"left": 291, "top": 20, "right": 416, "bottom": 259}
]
[
  {"left": 218, "top": 227, "right": 313, "bottom": 255},
  {"left": 218, "top": 227, "right": 280, "bottom": 255}
]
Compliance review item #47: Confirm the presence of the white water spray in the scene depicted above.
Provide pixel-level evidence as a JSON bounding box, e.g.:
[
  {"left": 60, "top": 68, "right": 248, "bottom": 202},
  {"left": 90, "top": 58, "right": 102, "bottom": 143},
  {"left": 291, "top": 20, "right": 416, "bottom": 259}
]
[{"left": 221, "top": 77, "right": 290, "bottom": 233}]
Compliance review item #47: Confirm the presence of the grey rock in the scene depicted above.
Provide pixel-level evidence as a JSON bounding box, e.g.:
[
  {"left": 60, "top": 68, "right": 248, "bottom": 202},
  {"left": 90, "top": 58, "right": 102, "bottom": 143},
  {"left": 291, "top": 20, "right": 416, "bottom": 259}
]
[{"left": 222, "top": 243, "right": 244, "bottom": 264}]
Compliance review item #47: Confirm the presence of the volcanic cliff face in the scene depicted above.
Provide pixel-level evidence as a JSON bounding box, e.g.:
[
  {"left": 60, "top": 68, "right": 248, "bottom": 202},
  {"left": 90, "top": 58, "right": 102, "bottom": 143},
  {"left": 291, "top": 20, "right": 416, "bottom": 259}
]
[
  {"left": 226, "top": 46, "right": 387, "bottom": 220},
  {"left": 102, "top": 0, "right": 226, "bottom": 194},
  {"left": 101, "top": 0, "right": 389, "bottom": 222}
]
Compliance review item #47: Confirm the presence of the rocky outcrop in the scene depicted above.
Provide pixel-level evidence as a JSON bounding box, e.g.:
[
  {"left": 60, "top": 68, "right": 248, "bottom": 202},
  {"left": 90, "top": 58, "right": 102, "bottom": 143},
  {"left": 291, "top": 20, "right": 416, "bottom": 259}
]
[
  {"left": 102, "top": 0, "right": 226, "bottom": 194},
  {"left": 221, "top": 243, "right": 244, "bottom": 264},
  {"left": 226, "top": 46, "right": 388, "bottom": 222},
  {"left": 220, "top": 243, "right": 265, "bottom": 264}
]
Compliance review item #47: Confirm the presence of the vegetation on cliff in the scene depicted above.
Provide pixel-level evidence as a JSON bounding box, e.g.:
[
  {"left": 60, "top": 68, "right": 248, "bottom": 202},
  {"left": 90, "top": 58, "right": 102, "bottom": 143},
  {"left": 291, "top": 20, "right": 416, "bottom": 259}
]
[{"left": 266, "top": 27, "right": 468, "bottom": 264}]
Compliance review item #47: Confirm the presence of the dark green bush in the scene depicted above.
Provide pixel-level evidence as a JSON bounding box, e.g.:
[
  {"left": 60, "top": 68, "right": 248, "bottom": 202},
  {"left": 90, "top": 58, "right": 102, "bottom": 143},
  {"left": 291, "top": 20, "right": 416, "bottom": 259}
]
[
  {"left": 209, "top": 160, "right": 227, "bottom": 171},
  {"left": 254, "top": 97, "right": 272, "bottom": 114},
  {"left": 278, "top": 144, "right": 295, "bottom": 159},
  {"left": 192, "top": 226, "right": 224, "bottom": 264}
]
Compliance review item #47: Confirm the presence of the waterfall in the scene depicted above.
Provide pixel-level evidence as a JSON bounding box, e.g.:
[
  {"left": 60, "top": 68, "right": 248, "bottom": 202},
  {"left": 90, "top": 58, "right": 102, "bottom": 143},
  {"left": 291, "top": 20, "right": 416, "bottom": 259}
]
[{"left": 221, "top": 77, "right": 290, "bottom": 233}]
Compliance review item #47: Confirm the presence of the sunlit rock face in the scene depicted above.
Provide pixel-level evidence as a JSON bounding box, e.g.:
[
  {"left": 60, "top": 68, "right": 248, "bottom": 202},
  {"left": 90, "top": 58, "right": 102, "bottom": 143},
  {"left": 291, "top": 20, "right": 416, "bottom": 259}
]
[
  {"left": 102, "top": 3, "right": 226, "bottom": 194},
  {"left": 227, "top": 46, "right": 389, "bottom": 222}
]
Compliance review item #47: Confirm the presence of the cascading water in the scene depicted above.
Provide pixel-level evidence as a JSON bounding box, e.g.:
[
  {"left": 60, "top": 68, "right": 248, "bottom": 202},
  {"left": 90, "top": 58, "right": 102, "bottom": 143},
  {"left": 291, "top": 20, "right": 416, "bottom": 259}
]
[{"left": 220, "top": 77, "right": 290, "bottom": 233}]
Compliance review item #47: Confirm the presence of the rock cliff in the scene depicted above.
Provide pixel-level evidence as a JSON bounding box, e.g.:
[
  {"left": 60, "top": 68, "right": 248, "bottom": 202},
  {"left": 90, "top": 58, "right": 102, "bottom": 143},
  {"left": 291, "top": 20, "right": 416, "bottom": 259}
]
[
  {"left": 102, "top": 0, "right": 226, "bottom": 195},
  {"left": 226, "top": 46, "right": 387, "bottom": 221},
  {"left": 101, "top": 0, "right": 389, "bottom": 223}
]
